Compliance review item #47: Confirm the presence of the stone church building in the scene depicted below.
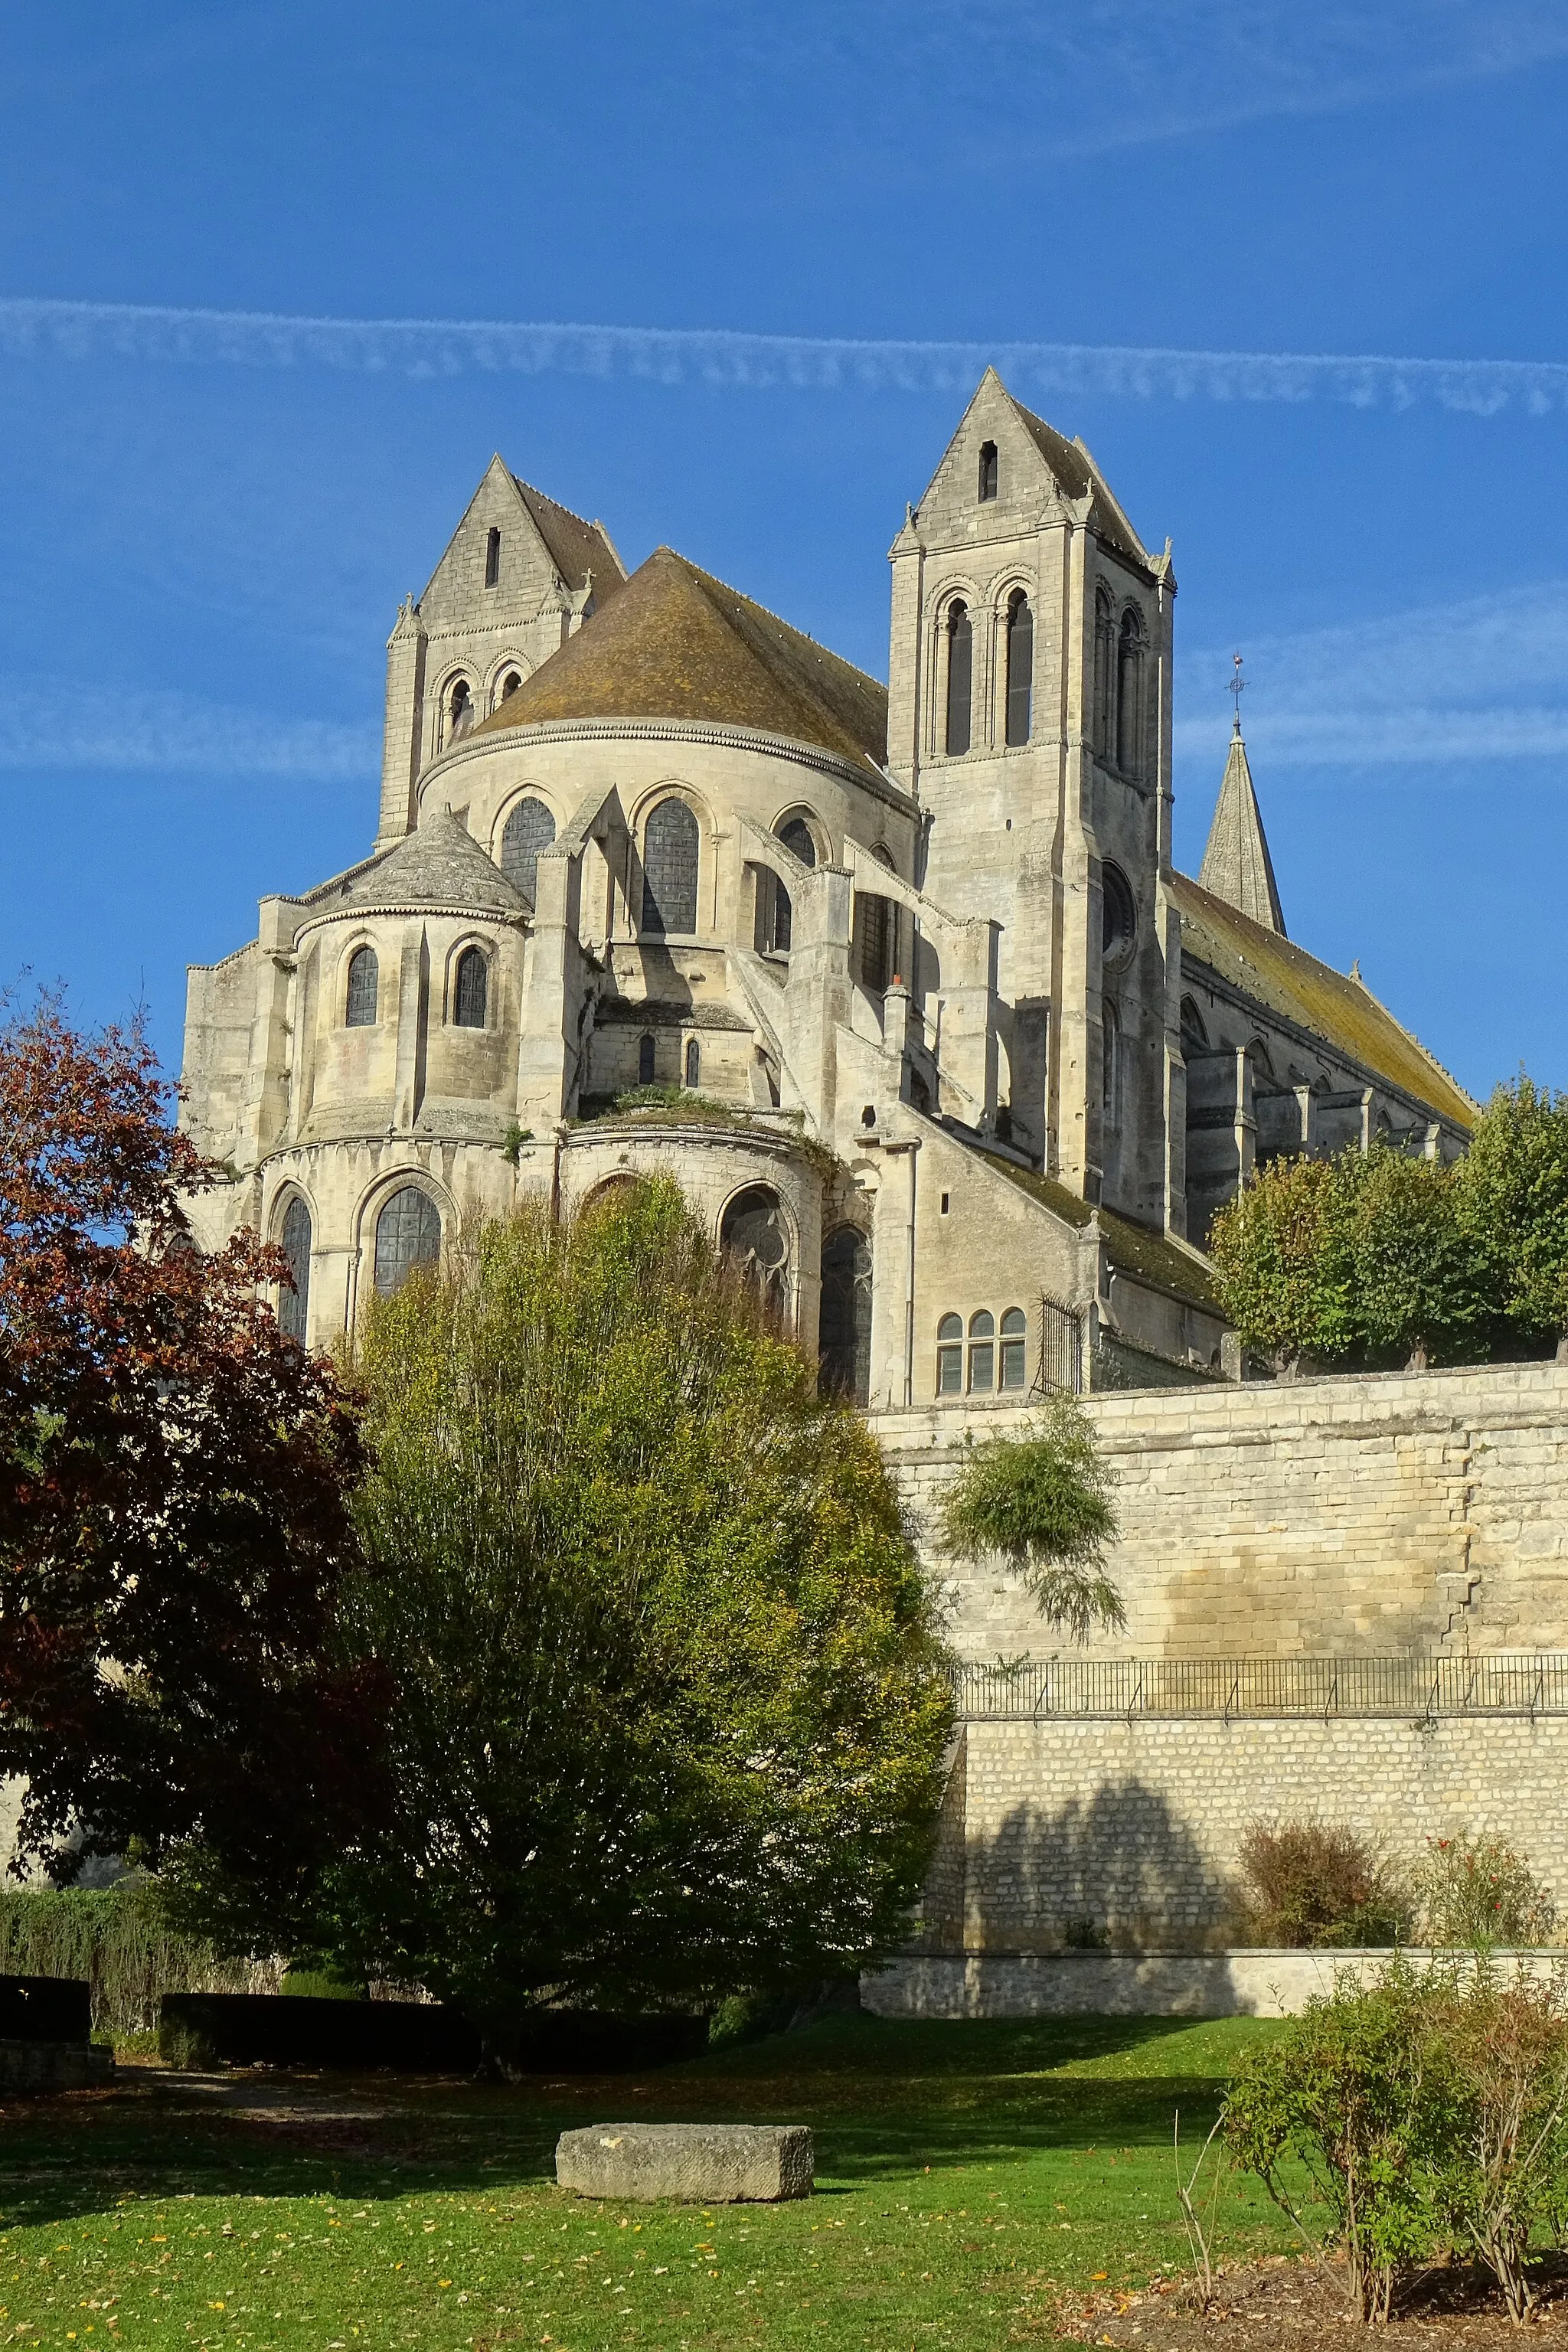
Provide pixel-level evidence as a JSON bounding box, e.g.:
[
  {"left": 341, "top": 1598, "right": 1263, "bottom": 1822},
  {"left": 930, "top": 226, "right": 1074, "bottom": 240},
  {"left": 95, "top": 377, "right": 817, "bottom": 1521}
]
[{"left": 180, "top": 371, "right": 1473, "bottom": 1408}]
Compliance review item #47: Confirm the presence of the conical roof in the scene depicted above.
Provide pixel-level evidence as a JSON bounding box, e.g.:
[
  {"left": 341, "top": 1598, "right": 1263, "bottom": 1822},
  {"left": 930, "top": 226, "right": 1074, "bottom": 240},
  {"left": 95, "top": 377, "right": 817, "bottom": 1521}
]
[
  {"left": 471, "top": 546, "right": 889, "bottom": 776},
  {"left": 316, "top": 808, "right": 528, "bottom": 916},
  {"left": 1198, "top": 730, "right": 1285, "bottom": 936}
]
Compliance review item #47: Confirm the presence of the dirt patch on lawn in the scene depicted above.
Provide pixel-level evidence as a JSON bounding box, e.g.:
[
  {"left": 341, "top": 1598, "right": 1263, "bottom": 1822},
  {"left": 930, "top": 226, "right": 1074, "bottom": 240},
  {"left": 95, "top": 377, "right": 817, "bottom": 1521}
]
[{"left": 1077, "top": 2252, "right": 1568, "bottom": 2347}]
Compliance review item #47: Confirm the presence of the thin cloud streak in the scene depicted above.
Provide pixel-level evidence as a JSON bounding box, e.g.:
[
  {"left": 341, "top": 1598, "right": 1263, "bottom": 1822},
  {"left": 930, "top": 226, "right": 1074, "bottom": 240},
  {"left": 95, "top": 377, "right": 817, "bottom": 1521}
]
[
  {"left": 3, "top": 299, "right": 1568, "bottom": 418},
  {"left": 1178, "top": 583, "right": 1568, "bottom": 773},
  {"left": 0, "top": 681, "right": 375, "bottom": 779}
]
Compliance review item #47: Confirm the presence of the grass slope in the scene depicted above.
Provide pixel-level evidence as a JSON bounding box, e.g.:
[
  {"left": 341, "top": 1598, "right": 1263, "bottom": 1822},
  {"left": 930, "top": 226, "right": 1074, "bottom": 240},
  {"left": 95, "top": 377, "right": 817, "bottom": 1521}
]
[{"left": 0, "top": 2014, "right": 1292, "bottom": 2351}]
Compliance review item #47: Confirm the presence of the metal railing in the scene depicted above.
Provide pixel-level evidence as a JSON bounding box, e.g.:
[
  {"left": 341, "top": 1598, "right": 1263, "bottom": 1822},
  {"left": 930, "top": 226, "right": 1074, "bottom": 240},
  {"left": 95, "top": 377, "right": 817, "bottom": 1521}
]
[
  {"left": 1036, "top": 1295, "right": 1084, "bottom": 1395},
  {"left": 952, "top": 1654, "right": 1568, "bottom": 1723}
]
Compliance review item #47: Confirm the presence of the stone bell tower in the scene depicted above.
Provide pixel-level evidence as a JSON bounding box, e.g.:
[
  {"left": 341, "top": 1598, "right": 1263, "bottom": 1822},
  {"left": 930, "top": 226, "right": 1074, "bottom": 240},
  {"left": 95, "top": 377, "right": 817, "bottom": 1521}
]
[{"left": 886, "top": 369, "right": 1181, "bottom": 1230}]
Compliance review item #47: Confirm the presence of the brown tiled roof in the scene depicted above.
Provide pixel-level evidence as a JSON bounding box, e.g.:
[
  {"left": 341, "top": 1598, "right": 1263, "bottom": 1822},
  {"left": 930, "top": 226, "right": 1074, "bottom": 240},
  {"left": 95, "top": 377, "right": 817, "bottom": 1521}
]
[
  {"left": 1171, "top": 872, "right": 1474, "bottom": 1129},
  {"left": 512, "top": 479, "right": 626, "bottom": 605},
  {"left": 472, "top": 547, "right": 890, "bottom": 774},
  {"left": 978, "top": 1148, "right": 1221, "bottom": 1311}
]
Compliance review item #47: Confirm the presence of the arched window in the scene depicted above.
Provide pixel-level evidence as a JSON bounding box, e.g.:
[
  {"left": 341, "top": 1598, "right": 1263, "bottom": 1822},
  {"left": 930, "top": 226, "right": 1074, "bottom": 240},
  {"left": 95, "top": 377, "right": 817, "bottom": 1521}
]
[
  {"left": 495, "top": 668, "right": 522, "bottom": 707},
  {"left": 720, "top": 1185, "right": 789, "bottom": 1315},
  {"left": 452, "top": 946, "right": 488, "bottom": 1029},
  {"left": 860, "top": 843, "right": 898, "bottom": 994},
  {"left": 978, "top": 441, "right": 998, "bottom": 502},
  {"left": 640, "top": 797, "right": 700, "bottom": 936},
  {"left": 278, "top": 1196, "right": 311, "bottom": 1345},
  {"left": 684, "top": 1036, "right": 701, "bottom": 1088},
  {"left": 1180, "top": 995, "right": 1208, "bottom": 1052},
  {"left": 936, "top": 1312, "right": 963, "bottom": 1396},
  {"left": 818, "top": 1225, "right": 873, "bottom": 1406},
  {"left": 945, "top": 601, "right": 972, "bottom": 756},
  {"left": 499, "top": 795, "right": 556, "bottom": 903},
  {"left": 485, "top": 528, "right": 501, "bottom": 589},
  {"left": 345, "top": 945, "right": 378, "bottom": 1027},
  {"left": 1093, "top": 585, "right": 1116, "bottom": 755},
  {"left": 638, "top": 1032, "right": 656, "bottom": 1086},
  {"left": 968, "top": 1309, "right": 995, "bottom": 1393},
  {"left": 1102, "top": 1001, "right": 1121, "bottom": 1132},
  {"left": 999, "top": 1305, "right": 1027, "bottom": 1393},
  {"left": 770, "top": 815, "right": 816, "bottom": 953},
  {"left": 1102, "top": 862, "right": 1137, "bottom": 965},
  {"left": 1116, "top": 605, "right": 1145, "bottom": 775},
  {"left": 374, "top": 1186, "right": 441, "bottom": 1296},
  {"left": 447, "top": 678, "right": 474, "bottom": 743},
  {"left": 1004, "top": 590, "right": 1034, "bottom": 747}
]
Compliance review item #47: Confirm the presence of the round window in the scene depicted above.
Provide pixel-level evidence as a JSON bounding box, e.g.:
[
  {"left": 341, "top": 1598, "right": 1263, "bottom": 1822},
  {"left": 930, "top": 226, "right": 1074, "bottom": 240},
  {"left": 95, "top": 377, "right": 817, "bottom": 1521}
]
[{"left": 1102, "top": 863, "right": 1137, "bottom": 966}]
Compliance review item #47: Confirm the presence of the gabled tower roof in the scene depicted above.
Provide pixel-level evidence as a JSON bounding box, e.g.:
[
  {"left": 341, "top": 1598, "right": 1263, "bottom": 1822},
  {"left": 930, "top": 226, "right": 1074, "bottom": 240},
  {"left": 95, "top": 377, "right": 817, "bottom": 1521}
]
[{"left": 1199, "top": 727, "right": 1285, "bottom": 936}]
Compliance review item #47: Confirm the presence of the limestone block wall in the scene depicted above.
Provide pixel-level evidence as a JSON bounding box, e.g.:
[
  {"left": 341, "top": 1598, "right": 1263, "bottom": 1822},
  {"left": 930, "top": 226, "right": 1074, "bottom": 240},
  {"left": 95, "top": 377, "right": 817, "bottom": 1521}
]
[
  {"left": 871, "top": 1360, "right": 1568, "bottom": 1662},
  {"left": 927, "top": 1714, "right": 1568, "bottom": 1955}
]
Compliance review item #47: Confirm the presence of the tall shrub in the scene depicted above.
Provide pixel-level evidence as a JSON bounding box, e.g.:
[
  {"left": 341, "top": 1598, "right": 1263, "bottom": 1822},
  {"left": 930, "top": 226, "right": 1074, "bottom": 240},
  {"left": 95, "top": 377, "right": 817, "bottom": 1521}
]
[
  {"left": 1419, "top": 1835, "right": 1557, "bottom": 1950},
  {"left": 1238, "top": 1821, "right": 1413, "bottom": 1949},
  {"left": 0, "top": 1880, "right": 276, "bottom": 2034}
]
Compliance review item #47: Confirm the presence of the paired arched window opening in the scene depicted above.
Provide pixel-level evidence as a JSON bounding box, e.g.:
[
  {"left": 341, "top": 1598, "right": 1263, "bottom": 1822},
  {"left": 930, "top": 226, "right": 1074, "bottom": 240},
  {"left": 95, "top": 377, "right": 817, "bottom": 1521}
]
[
  {"left": 640, "top": 796, "right": 700, "bottom": 936},
  {"left": 936, "top": 1306, "right": 1028, "bottom": 1396},
  {"left": 345, "top": 945, "right": 378, "bottom": 1027},
  {"left": 277, "top": 1196, "right": 311, "bottom": 1345},
  {"left": 499, "top": 795, "right": 557, "bottom": 904},
  {"left": 446, "top": 678, "right": 474, "bottom": 744},
  {"left": 1093, "top": 585, "right": 1116, "bottom": 756},
  {"left": 1004, "top": 590, "right": 1034, "bottom": 747},
  {"left": 769, "top": 815, "right": 816, "bottom": 953},
  {"left": 720, "top": 1185, "right": 789, "bottom": 1316},
  {"left": 684, "top": 1036, "right": 701, "bottom": 1088},
  {"left": 818, "top": 1224, "right": 872, "bottom": 1406},
  {"left": 1116, "top": 605, "right": 1145, "bottom": 776},
  {"left": 978, "top": 441, "right": 998, "bottom": 502},
  {"left": 485, "top": 528, "right": 501, "bottom": 589},
  {"left": 945, "top": 599, "right": 972, "bottom": 756},
  {"left": 452, "top": 946, "right": 488, "bottom": 1029},
  {"left": 374, "top": 1186, "right": 441, "bottom": 1297}
]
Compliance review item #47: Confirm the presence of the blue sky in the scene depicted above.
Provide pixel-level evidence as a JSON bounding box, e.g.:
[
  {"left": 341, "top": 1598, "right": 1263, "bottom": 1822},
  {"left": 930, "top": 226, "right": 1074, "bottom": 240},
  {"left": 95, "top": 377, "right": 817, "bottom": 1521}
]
[{"left": 4, "top": 0, "right": 1567, "bottom": 1100}]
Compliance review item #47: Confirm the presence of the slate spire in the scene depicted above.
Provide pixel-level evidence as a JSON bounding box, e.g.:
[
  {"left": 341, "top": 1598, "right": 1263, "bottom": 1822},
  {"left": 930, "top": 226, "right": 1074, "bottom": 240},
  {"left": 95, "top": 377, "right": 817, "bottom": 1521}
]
[{"left": 1198, "top": 718, "right": 1285, "bottom": 937}]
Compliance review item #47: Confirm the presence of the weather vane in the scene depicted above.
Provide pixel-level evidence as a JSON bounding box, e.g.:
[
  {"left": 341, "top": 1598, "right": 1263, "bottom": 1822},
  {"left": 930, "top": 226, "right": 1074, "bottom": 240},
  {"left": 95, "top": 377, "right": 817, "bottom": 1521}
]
[{"left": 1228, "top": 651, "right": 1246, "bottom": 736}]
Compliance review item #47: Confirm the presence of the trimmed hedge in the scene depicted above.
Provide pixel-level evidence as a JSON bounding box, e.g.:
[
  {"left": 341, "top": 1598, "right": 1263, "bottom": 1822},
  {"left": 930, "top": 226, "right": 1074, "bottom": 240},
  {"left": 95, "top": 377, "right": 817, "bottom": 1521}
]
[
  {"left": 0, "top": 1974, "right": 92, "bottom": 2044},
  {"left": 158, "top": 1994, "right": 710, "bottom": 2075}
]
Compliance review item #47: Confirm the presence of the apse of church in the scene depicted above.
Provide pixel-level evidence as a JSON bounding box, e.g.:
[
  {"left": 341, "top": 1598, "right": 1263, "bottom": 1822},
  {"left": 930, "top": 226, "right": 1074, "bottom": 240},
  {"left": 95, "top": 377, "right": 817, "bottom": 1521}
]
[{"left": 179, "top": 372, "right": 1471, "bottom": 1400}]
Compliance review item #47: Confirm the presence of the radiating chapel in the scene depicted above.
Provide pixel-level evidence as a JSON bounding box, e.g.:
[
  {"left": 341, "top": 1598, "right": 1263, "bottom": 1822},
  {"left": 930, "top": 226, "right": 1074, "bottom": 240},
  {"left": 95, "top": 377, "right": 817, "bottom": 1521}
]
[{"left": 181, "top": 371, "right": 1473, "bottom": 1403}]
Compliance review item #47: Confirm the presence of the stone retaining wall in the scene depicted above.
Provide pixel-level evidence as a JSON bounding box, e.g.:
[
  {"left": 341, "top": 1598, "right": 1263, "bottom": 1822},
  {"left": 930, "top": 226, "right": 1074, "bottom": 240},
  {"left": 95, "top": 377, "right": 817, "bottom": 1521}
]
[{"left": 863, "top": 1949, "right": 1566, "bottom": 2020}]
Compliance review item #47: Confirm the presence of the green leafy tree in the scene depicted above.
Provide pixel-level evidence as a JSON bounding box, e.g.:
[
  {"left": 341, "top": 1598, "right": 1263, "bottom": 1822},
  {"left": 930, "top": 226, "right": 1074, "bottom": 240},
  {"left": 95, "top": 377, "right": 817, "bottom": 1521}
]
[
  {"left": 1350, "top": 1142, "right": 1489, "bottom": 1369},
  {"left": 1208, "top": 1151, "right": 1359, "bottom": 1373},
  {"left": 936, "top": 1391, "right": 1123, "bottom": 1641},
  {"left": 1455, "top": 1076, "right": 1568, "bottom": 1360},
  {"left": 175, "top": 1181, "right": 952, "bottom": 2026}
]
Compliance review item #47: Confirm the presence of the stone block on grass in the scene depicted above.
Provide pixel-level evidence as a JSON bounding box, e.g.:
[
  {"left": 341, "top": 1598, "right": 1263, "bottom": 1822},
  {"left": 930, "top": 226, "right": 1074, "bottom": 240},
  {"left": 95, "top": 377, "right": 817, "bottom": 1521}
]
[{"left": 555, "top": 2122, "right": 813, "bottom": 2203}]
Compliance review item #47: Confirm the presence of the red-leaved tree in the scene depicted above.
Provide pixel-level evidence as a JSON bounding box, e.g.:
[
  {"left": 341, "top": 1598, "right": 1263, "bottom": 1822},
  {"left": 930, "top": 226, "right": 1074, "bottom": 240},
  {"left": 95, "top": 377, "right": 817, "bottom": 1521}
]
[{"left": 0, "top": 999, "right": 381, "bottom": 1886}]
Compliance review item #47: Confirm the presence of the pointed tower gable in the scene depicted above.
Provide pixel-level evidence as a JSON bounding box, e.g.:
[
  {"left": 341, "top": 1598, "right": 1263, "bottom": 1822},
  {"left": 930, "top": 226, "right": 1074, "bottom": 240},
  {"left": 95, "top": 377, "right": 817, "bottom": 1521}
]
[
  {"left": 418, "top": 457, "right": 624, "bottom": 629},
  {"left": 1199, "top": 729, "right": 1286, "bottom": 936}
]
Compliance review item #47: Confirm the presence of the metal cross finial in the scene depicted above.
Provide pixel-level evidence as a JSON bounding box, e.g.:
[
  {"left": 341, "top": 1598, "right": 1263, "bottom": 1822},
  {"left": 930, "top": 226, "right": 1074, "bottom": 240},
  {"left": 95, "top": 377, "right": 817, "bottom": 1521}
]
[{"left": 1229, "top": 652, "right": 1246, "bottom": 736}]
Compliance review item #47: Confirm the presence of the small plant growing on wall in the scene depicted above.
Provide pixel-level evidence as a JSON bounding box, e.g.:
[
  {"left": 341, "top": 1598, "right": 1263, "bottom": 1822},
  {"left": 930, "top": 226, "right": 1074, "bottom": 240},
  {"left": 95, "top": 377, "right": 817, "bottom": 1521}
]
[{"left": 936, "top": 1391, "right": 1123, "bottom": 1641}]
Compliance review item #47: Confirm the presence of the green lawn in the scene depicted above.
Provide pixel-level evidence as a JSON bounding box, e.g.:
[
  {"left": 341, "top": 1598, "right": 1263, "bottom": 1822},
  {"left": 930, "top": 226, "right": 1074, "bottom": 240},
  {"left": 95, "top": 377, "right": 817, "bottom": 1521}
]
[{"left": 0, "top": 2014, "right": 1295, "bottom": 2352}]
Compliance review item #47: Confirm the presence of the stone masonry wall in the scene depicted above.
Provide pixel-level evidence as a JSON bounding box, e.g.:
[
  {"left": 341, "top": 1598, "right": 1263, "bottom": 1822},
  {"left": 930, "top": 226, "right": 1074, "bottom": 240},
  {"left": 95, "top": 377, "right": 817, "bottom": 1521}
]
[
  {"left": 933, "top": 1714, "right": 1568, "bottom": 1954},
  {"left": 872, "top": 1360, "right": 1568, "bottom": 1663}
]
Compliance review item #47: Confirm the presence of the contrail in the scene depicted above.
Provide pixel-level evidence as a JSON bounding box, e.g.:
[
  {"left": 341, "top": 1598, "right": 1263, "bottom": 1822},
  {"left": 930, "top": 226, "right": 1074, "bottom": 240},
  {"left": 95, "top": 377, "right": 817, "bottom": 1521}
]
[{"left": 2, "top": 298, "right": 1566, "bottom": 418}]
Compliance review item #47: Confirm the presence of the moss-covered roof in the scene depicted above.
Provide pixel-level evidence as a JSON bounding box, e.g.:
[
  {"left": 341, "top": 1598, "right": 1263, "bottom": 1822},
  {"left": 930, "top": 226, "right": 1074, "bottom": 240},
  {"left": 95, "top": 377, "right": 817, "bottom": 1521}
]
[
  {"left": 512, "top": 478, "right": 625, "bottom": 603},
  {"left": 472, "top": 546, "right": 890, "bottom": 776},
  {"left": 1171, "top": 872, "right": 1474, "bottom": 1129},
  {"left": 975, "top": 1148, "right": 1222, "bottom": 1312},
  {"left": 1005, "top": 389, "right": 1152, "bottom": 573},
  {"left": 309, "top": 808, "right": 527, "bottom": 917}
]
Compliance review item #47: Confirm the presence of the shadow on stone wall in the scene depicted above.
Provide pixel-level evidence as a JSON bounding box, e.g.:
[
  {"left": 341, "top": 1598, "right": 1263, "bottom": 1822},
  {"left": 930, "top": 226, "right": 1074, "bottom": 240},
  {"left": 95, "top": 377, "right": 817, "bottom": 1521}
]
[{"left": 967, "top": 1779, "right": 1227, "bottom": 1952}]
